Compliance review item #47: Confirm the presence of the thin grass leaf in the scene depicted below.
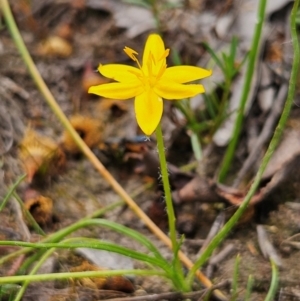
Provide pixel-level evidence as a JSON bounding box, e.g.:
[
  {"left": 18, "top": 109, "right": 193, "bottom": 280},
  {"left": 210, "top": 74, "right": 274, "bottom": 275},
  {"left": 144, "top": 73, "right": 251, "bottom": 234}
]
[
  {"left": 164, "top": 2, "right": 183, "bottom": 9},
  {"left": 229, "top": 37, "right": 238, "bottom": 77},
  {"left": 122, "top": 0, "right": 151, "bottom": 9},
  {"left": 202, "top": 42, "right": 225, "bottom": 73},
  {"left": 0, "top": 269, "right": 166, "bottom": 285},
  {"left": 244, "top": 275, "right": 254, "bottom": 301},
  {"left": 0, "top": 239, "right": 169, "bottom": 271},
  {"left": 0, "top": 175, "right": 26, "bottom": 212},
  {"left": 190, "top": 132, "right": 202, "bottom": 161},
  {"left": 221, "top": 52, "right": 231, "bottom": 78},
  {"left": 232, "top": 51, "right": 249, "bottom": 78},
  {"left": 203, "top": 93, "right": 217, "bottom": 119},
  {"left": 89, "top": 219, "right": 165, "bottom": 260},
  {"left": 230, "top": 254, "right": 240, "bottom": 301},
  {"left": 192, "top": 120, "right": 214, "bottom": 133},
  {"left": 0, "top": 284, "right": 21, "bottom": 297},
  {"left": 171, "top": 47, "right": 182, "bottom": 66},
  {"left": 264, "top": 260, "right": 279, "bottom": 301}
]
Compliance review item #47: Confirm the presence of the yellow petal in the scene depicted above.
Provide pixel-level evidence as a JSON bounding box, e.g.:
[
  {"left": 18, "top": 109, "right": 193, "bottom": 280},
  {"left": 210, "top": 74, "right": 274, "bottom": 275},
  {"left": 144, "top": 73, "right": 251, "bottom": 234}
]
[
  {"left": 155, "top": 80, "right": 205, "bottom": 99},
  {"left": 98, "top": 64, "right": 141, "bottom": 83},
  {"left": 142, "top": 34, "right": 166, "bottom": 75},
  {"left": 162, "top": 66, "right": 212, "bottom": 83},
  {"left": 88, "top": 82, "right": 143, "bottom": 99},
  {"left": 135, "top": 90, "right": 163, "bottom": 135},
  {"left": 142, "top": 34, "right": 165, "bottom": 65}
]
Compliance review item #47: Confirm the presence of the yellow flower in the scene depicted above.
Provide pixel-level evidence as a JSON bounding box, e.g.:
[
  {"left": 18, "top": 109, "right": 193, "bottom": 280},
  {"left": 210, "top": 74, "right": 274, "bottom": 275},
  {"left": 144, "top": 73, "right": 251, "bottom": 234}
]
[{"left": 88, "top": 34, "right": 212, "bottom": 135}]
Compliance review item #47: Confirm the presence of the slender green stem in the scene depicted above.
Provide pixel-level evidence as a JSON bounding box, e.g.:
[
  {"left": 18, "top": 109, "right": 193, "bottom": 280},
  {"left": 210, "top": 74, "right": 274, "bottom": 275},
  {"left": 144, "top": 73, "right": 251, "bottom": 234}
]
[
  {"left": 0, "top": 270, "right": 166, "bottom": 284},
  {"left": 155, "top": 124, "right": 188, "bottom": 290},
  {"left": 186, "top": 0, "right": 299, "bottom": 286},
  {"left": 155, "top": 124, "right": 177, "bottom": 251},
  {"left": 217, "top": 0, "right": 267, "bottom": 182},
  {"left": 0, "top": 174, "right": 26, "bottom": 212},
  {"left": 14, "top": 248, "right": 55, "bottom": 301},
  {"left": 264, "top": 260, "right": 279, "bottom": 301}
]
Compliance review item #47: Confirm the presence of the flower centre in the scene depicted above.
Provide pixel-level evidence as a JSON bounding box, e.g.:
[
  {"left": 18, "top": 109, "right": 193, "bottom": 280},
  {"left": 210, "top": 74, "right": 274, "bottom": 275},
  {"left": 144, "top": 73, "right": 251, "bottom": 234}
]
[{"left": 124, "top": 46, "right": 169, "bottom": 89}]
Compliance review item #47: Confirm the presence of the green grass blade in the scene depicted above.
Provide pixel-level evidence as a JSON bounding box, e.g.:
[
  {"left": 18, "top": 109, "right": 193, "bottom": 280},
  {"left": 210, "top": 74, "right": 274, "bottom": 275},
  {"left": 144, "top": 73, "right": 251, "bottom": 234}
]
[
  {"left": 202, "top": 42, "right": 225, "bottom": 74},
  {"left": 0, "top": 175, "right": 26, "bottom": 212},
  {"left": 244, "top": 275, "right": 254, "bottom": 301},
  {"left": 0, "top": 239, "right": 168, "bottom": 271},
  {"left": 0, "top": 269, "right": 166, "bottom": 285},
  {"left": 190, "top": 132, "right": 202, "bottom": 161},
  {"left": 86, "top": 219, "right": 166, "bottom": 261},
  {"left": 122, "top": 0, "right": 151, "bottom": 9},
  {"left": 230, "top": 254, "right": 240, "bottom": 301},
  {"left": 264, "top": 260, "right": 279, "bottom": 301}
]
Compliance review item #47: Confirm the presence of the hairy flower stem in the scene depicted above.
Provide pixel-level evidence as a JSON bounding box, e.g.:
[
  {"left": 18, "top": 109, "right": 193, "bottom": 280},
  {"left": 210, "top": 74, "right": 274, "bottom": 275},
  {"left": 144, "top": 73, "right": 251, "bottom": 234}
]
[
  {"left": 155, "top": 124, "right": 177, "bottom": 250},
  {"left": 155, "top": 123, "right": 186, "bottom": 289}
]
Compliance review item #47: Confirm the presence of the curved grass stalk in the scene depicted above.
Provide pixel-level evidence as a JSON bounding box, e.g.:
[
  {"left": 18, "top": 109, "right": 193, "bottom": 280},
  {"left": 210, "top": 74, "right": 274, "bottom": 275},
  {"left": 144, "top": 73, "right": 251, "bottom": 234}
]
[
  {"left": 186, "top": 0, "right": 300, "bottom": 287},
  {"left": 0, "top": 239, "right": 169, "bottom": 272},
  {"left": 0, "top": 269, "right": 166, "bottom": 285},
  {"left": 0, "top": 218, "right": 165, "bottom": 268},
  {"left": 264, "top": 260, "right": 279, "bottom": 301}
]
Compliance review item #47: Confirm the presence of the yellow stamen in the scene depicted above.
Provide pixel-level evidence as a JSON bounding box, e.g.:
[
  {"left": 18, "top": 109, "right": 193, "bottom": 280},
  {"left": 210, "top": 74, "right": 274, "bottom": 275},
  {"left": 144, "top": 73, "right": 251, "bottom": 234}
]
[
  {"left": 157, "top": 63, "right": 167, "bottom": 79},
  {"left": 159, "top": 49, "right": 170, "bottom": 61},
  {"left": 124, "top": 46, "right": 143, "bottom": 70},
  {"left": 124, "top": 47, "right": 138, "bottom": 61}
]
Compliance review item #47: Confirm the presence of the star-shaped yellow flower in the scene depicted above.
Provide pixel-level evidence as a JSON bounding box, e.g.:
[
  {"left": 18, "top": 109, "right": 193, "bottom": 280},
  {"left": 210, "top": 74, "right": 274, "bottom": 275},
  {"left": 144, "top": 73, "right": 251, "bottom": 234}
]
[{"left": 88, "top": 34, "right": 212, "bottom": 135}]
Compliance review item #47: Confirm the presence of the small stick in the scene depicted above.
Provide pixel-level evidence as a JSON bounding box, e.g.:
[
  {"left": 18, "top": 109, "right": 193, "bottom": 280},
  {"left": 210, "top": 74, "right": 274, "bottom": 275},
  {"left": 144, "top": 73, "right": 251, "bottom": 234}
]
[
  {"left": 257, "top": 225, "right": 282, "bottom": 267},
  {"left": 209, "top": 244, "right": 236, "bottom": 266}
]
